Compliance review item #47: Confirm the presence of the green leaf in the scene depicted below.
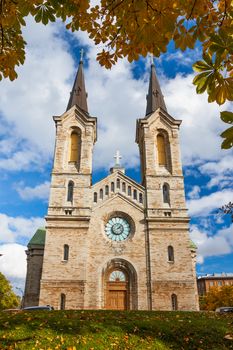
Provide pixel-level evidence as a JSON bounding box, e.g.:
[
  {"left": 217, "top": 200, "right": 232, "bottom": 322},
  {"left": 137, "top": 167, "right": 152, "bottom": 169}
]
[
  {"left": 35, "top": 10, "right": 42, "bottom": 23},
  {"left": 193, "top": 72, "right": 209, "bottom": 85},
  {"left": 193, "top": 60, "right": 212, "bottom": 72},
  {"left": 220, "top": 111, "right": 233, "bottom": 124},
  {"left": 220, "top": 126, "right": 233, "bottom": 138},
  {"left": 221, "top": 137, "right": 233, "bottom": 149}
]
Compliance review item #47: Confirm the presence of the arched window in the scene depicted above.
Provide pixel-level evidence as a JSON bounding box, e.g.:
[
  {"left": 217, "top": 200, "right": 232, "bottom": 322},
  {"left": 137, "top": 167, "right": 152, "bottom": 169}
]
[
  {"left": 157, "top": 134, "right": 166, "bottom": 166},
  {"left": 168, "top": 245, "right": 174, "bottom": 262},
  {"left": 63, "top": 244, "right": 69, "bottom": 261},
  {"left": 139, "top": 193, "right": 143, "bottom": 204},
  {"left": 105, "top": 185, "right": 109, "bottom": 196},
  {"left": 69, "top": 131, "right": 79, "bottom": 162},
  {"left": 94, "top": 192, "right": 97, "bottom": 203},
  {"left": 100, "top": 188, "right": 103, "bottom": 199},
  {"left": 117, "top": 178, "right": 120, "bottom": 189},
  {"left": 60, "top": 293, "right": 66, "bottom": 310},
  {"left": 171, "top": 294, "right": 178, "bottom": 310},
  {"left": 122, "top": 182, "right": 126, "bottom": 192},
  {"left": 163, "top": 183, "right": 170, "bottom": 204},
  {"left": 67, "top": 181, "right": 74, "bottom": 202},
  {"left": 133, "top": 189, "right": 137, "bottom": 200},
  {"left": 109, "top": 270, "right": 126, "bottom": 282},
  {"left": 128, "top": 186, "right": 132, "bottom": 196},
  {"left": 111, "top": 182, "right": 115, "bottom": 192}
]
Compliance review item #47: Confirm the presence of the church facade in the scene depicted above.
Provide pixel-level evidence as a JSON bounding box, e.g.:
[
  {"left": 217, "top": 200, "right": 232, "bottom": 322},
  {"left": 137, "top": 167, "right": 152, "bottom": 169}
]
[{"left": 23, "top": 58, "right": 199, "bottom": 311}]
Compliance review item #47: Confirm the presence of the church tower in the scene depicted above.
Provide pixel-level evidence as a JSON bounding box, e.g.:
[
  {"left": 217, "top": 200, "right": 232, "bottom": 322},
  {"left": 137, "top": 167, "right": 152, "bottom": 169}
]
[
  {"left": 136, "top": 62, "right": 199, "bottom": 310},
  {"left": 39, "top": 56, "right": 97, "bottom": 308},
  {"left": 24, "top": 56, "right": 199, "bottom": 311}
]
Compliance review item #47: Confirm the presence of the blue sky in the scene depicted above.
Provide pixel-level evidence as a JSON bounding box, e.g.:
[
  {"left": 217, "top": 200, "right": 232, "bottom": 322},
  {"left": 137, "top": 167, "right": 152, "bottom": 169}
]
[{"left": 0, "top": 17, "right": 232, "bottom": 294}]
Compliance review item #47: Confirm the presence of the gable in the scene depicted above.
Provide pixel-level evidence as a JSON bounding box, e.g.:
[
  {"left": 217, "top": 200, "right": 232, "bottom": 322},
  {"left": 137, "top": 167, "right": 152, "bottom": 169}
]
[
  {"left": 136, "top": 108, "right": 182, "bottom": 143},
  {"left": 91, "top": 171, "right": 144, "bottom": 210},
  {"left": 53, "top": 105, "right": 97, "bottom": 142}
]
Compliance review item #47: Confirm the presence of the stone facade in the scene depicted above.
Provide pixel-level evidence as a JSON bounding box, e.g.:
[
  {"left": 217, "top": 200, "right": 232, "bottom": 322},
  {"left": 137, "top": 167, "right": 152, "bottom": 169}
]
[{"left": 24, "top": 61, "right": 199, "bottom": 311}]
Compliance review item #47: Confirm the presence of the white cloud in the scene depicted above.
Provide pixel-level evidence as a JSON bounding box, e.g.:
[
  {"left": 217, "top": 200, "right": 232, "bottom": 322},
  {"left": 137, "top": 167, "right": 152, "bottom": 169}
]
[
  {"left": 0, "top": 244, "right": 27, "bottom": 279},
  {"left": 0, "top": 18, "right": 74, "bottom": 170},
  {"left": 187, "top": 189, "right": 233, "bottom": 217},
  {"left": 15, "top": 181, "right": 50, "bottom": 201},
  {"left": 0, "top": 147, "right": 46, "bottom": 172},
  {"left": 198, "top": 155, "right": 233, "bottom": 189},
  {"left": 190, "top": 224, "right": 233, "bottom": 264},
  {"left": 163, "top": 74, "right": 233, "bottom": 166},
  {"left": 206, "top": 175, "right": 232, "bottom": 189},
  {"left": 162, "top": 47, "right": 201, "bottom": 67},
  {"left": 188, "top": 185, "right": 201, "bottom": 199},
  {"left": 199, "top": 155, "right": 233, "bottom": 175},
  {"left": 0, "top": 213, "right": 44, "bottom": 243}
]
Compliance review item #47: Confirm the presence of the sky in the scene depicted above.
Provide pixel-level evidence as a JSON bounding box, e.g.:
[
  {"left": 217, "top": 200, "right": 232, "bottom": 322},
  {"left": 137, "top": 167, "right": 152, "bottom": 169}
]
[{"left": 0, "top": 17, "right": 232, "bottom": 295}]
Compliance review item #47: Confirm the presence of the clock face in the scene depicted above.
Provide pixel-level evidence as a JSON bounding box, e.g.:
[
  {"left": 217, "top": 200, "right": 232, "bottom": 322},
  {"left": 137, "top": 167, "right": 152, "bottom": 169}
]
[{"left": 105, "top": 217, "right": 130, "bottom": 241}]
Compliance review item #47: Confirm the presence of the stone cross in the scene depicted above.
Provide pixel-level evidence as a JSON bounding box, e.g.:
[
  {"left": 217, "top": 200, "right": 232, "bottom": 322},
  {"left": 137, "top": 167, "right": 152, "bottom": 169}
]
[{"left": 114, "top": 150, "right": 122, "bottom": 166}]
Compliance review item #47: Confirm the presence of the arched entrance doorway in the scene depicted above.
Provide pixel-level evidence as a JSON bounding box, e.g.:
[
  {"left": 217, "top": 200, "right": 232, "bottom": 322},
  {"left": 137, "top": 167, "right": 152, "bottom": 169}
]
[
  {"left": 103, "top": 258, "right": 138, "bottom": 310},
  {"left": 106, "top": 270, "right": 128, "bottom": 310}
]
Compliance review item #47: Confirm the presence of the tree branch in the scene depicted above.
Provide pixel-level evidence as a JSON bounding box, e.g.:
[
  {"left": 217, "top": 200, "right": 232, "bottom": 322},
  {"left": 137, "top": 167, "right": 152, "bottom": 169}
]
[{"left": 188, "top": 0, "right": 197, "bottom": 19}]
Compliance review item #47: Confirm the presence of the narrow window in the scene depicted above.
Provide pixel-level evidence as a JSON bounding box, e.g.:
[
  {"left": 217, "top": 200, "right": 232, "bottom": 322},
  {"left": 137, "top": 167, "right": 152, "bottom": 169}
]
[
  {"left": 122, "top": 182, "right": 126, "bottom": 192},
  {"left": 157, "top": 134, "right": 166, "bottom": 166},
  {"left": 60, "top": 293, "right": 66, "bottom": 310},
  {"left": 171, "top": 294, "right": 178, "bottom": 310},
  {"left": 133, "top": 189, "right": 137, "bottom": 200},
  {"left": 168, "top": 245, "right": 174, "bottom": 262},
  {"left": 100, "top": 188, "right": 103, "bottom": 199},
  {"left": 67, "top": 181, "right": 74, "bottom": 202},
  {"left": 139, "top": 193, "right": 143, "bottom": 203},
  {"left": 105, "top": 185, "right": 109, "bottom": 196},
  {"left": 63, "top": 244, "right": 69, "bottom": 261},
  {"left": 94, "top": 192, "right": 97, "bottom": 203},
  {"left": 111, "top": 182, "right": 115, "bottom": 192},
  {"left": 117, "top": 178, "right": 120, "bottom": 189},
  {"left": 70, "top": 131, "right": 79, "bottom": 162},
  {"left": 128, "top": 186, "right": 132, "bottom": 196},
  {"left": 163, "top": 183, "right": 170, "bottom": 204}
]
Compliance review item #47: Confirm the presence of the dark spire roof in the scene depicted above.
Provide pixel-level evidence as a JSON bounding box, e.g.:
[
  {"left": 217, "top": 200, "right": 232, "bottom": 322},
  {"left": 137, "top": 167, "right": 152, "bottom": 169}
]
[
  {"left": 66, "top": 55, "right": 88, "bottom": 113},
  {"left": 146, "top": 62, "right": 167, "bottom": 115}
]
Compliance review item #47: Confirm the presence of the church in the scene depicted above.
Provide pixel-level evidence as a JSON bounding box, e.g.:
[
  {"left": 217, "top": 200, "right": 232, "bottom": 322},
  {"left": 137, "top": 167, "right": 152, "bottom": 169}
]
[{"left": 23, "top": 57, "right": 199, "bottom": 311}]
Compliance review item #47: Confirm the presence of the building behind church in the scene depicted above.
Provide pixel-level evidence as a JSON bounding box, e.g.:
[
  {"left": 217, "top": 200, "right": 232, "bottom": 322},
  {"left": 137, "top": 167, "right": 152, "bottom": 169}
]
[{"left": 23, "top": 58, "right": 199, "bottom": 311}]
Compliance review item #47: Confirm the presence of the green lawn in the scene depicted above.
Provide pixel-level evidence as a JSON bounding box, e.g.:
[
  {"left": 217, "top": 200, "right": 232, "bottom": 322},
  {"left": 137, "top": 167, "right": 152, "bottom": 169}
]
[{"left": 0, "top": 310, "right": 232, "bottom": 349}]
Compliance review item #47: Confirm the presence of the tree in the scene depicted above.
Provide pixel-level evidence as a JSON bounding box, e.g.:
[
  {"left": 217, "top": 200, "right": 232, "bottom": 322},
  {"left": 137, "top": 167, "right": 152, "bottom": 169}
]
[
  {"left": 219, "top": 202, "right": 233, "bottom": 222},
  {"left": 0, "top": 272, "right": 20, "bottom": 310},
  {"left": 201, "top": 285, "right": 233, "bottom": 311},
  {"left": 0, "top": 0, "right": 232, "bottom": 148}
]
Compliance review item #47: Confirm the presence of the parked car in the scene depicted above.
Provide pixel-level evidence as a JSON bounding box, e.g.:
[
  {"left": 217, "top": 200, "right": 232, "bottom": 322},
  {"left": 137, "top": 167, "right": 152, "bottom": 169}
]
[
  {"left": 215, "top": 307, "right": 233, "bottom": 313},
  {"left": 23, "top": 305, "right": 54, "bottom": 311}
]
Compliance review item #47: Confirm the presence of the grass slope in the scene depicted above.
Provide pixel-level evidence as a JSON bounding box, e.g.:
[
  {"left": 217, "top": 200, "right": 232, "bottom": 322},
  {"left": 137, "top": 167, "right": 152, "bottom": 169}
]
[{"left": 0, "top": 310, "right": 232, "bottom": 349}]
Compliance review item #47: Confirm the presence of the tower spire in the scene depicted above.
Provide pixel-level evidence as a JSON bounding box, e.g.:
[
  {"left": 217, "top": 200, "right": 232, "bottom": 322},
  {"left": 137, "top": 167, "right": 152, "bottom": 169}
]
[
  {"left": 145, "top": 57, "right": 167, "bottom": 115},
  {"left": 66, "top": 49, "right": 88, "bottom": 113}
]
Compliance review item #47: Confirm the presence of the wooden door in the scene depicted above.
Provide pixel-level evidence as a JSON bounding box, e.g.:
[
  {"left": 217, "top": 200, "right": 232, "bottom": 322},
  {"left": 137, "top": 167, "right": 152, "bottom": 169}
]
[
  {"left": 106, "top": 282, "right": 128, "bottom": 310},
  {"left": 108, "top": 290, "right": 126, "bottom": 310}
]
